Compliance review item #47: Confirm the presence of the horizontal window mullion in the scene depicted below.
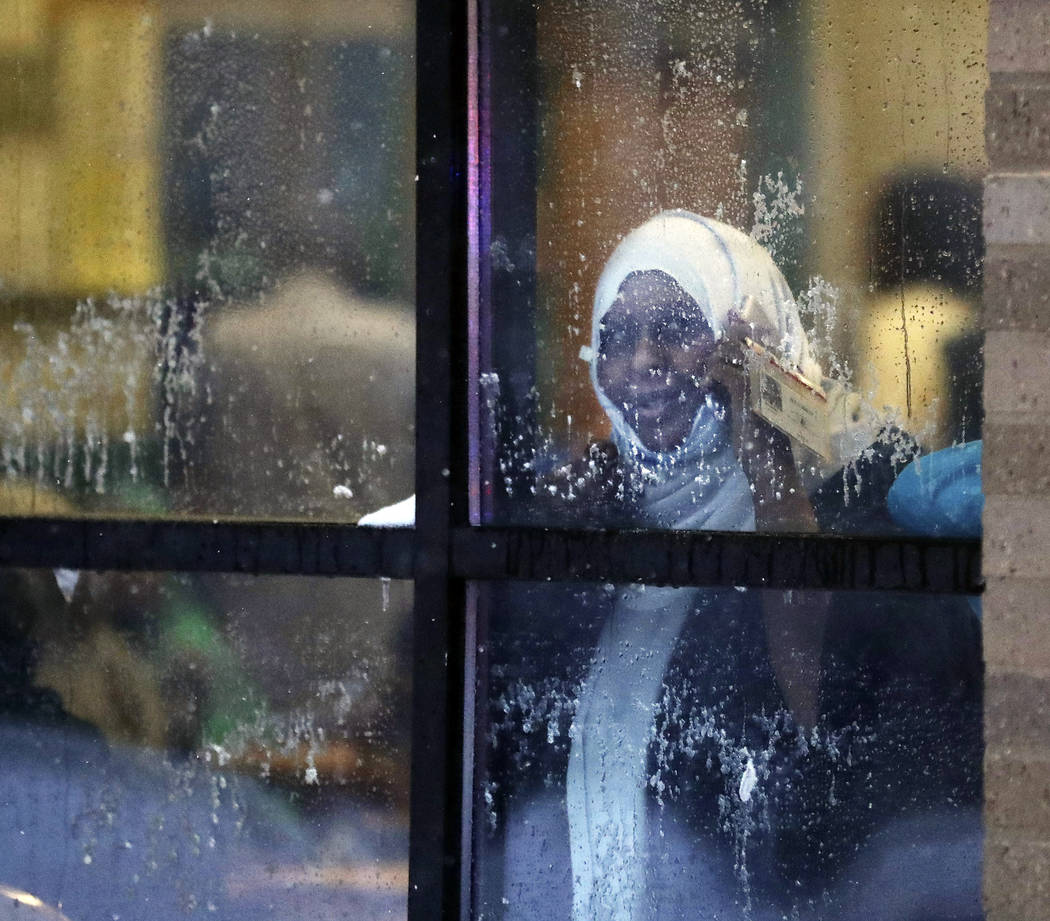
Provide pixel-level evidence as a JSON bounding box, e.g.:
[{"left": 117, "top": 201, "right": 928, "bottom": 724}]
[
  {"left": 0, "top": 517, "right": 981, "bottom": 592},
  {"left": 0, "top": 517, "right": 414, "bottom": 578},
  {"left": 450, "top": 526, "right": 982, "bottom": 594}
]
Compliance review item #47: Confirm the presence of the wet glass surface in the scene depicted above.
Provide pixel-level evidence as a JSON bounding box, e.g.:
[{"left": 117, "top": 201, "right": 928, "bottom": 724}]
[
  {"left": 0, "top": 568, "right": 411, "bottom": 920},
  {"left": 0, "top": 2, "right": 415, "bottom": 521},
  {"left": 480, "top": 0, "right": 986, "bottom": 538},
  {"left": 472, "top": 580, "right": 983, "bottom": 920}
]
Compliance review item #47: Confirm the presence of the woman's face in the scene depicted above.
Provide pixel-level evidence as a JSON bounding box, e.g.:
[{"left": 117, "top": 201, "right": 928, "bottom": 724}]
[{"left": 596, "top": 270, "right": 719, "bottom": 453}]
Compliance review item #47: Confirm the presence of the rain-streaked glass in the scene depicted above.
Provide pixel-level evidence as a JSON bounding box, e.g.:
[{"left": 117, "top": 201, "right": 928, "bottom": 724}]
[
  {"left": 0, "top": 568, "right": 411, "bottom": 919},
  {"left": 0, "top": 1, "right": 415, "bottom": 520},
  {"left": 479, "top": 0, "right": 986, "bottom": 538},
  {"left": 471, "top": 580, "right": 982, "bottom": 919}
]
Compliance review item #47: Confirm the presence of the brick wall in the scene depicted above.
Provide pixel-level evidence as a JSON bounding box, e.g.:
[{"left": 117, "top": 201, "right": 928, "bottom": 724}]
[{"left": 983, "top": 1, "right": 1050, "bottom": 916}]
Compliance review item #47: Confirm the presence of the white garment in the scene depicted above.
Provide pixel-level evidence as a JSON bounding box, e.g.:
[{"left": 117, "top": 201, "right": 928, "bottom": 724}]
[
  {"left": 567, "top": 585, "right": 694, "bottom": 921},
  {"left": 567, "top": 212, "right": 817, "bottom": 921},
  {"left": 587, "top": 209, "right": 821, "bottom": 471}
]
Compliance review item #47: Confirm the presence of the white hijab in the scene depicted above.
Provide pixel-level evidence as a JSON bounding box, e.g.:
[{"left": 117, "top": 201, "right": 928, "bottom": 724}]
[
  {"left": 588, "top": 209, "right": 820, "bottom": 477},
  {"left": 567, "top": 212, "right": 817, "bottom": 921}
]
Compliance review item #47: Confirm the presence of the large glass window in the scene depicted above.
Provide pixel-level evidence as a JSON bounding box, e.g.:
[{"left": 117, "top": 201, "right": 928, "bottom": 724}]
[
  {"left": 463, "top": 2, "right": 987, "bottom": 918},
  {"left": 0, "top": 2, "right": 988, "bottom": 920},
  {"left": 0, "top": 569, "right": 410, "bottom": 919},
  {"left": 471, "top": 581, "right": 983, "bottom": 919},
  {"left": 0, "top": 1, "right": 415, "bottom": 521},
  {"left": 478, "top": 0, "right": 985, "bottom": 538}
]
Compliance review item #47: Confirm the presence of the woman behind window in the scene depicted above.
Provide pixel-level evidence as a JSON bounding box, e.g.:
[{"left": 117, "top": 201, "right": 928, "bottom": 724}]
[{"left": 483, "top": 212, "right": 982, "bottom": 921}]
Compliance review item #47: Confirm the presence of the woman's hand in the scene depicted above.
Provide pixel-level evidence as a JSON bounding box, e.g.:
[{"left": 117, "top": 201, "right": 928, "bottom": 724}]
[{"left": 707, "top": 312, "right": 817, "bottom": 533}]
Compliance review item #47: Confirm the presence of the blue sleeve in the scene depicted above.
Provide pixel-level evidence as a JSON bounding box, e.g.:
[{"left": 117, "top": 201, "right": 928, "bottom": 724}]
[{"left": 887, "top": 440, "right": 983, "bottom": 538}]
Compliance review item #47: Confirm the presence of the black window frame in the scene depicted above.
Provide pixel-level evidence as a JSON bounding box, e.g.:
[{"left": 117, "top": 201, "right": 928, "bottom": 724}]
[{"left": 0, "top": 2, "right": 982, "bottom": 920}]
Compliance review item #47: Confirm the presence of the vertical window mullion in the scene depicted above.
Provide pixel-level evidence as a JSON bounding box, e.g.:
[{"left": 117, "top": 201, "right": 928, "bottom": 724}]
[{"left": 410, "top": 0, "right": 473, "bottom": 919}]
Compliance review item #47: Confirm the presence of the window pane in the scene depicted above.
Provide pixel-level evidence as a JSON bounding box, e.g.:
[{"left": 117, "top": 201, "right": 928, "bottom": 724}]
[
  {"left": 0, "top": 569, "right": 410, "bottom": 920},
  {"left": 478, "top": 0, "right": 985, "bottom": 538},
  {"left": 471, "top": 581, "right": 982, "bottom": 919},
  {"left": 0, "top": 1, "right": 414, "bottom": 521}
]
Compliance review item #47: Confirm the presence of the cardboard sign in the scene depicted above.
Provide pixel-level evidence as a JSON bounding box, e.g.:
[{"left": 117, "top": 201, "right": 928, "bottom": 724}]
[{"left": 745, "top": 339, "right": 832, "bottom": 459}]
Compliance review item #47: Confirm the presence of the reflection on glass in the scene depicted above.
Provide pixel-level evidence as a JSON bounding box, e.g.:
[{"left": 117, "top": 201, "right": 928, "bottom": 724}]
[
  {"left": 0, "top": 568, "right": 411, "bottom": 919},
  {"left": 473, "top": 582, "right": 983, "bottom": 920},
  {"left": 0, "top": 1, "right": 415, "bottom": 520},
  {"left": 482, "top": 0, "right": 986, "bottom": 536}
]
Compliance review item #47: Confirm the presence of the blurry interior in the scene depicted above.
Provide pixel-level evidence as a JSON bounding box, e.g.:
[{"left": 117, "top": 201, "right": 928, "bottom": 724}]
[
  {"left": 0, "top": 0, "right": 415, "bottom": 521},
  {"left": 485, "top": 0, "right": 986, "bottom": 523},
  {"left": 0, "top": 0, "right": 989, "bottom": 915},
  {"left": 0, "top": 0, "right": 985, "bottom": 512},
  {"left": 0, "top": 2, "right": 415, "bottom": 917},
  {"left": 0, "top": 566, "right": 412, "bottom": 920}
]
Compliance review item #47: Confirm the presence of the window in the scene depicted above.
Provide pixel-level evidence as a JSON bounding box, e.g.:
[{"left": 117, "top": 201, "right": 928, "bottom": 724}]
[
  {"left": 0, "top": 569, "right": 411, "bottom": 919},
  {"left": 1, "top": 1, "right": 986, "bottom": 920},
  {"left": 1, "top": 2, "right": 417, "bottom": 918},
  {"left": 0, "top": 0, "right": 414, "bottom": 520}
]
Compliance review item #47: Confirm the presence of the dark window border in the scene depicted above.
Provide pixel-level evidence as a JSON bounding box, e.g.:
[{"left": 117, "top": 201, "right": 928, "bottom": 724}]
[
  {"left": 0, "top": 3, "right": 985, "bottom": 921},
  {"left": 0, "top": 517, "right": 980, "bottom": 595}
]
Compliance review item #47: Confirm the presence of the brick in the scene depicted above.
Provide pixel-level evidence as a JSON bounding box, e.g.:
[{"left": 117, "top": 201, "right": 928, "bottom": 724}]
[
  {"left": 983, "top": 330, "right": 1050, "bottom": 415},
  {"left": 984, "top": 496, "right": 1050, "bottom": 579},
  {"left": 985, "top": 835, "right": 1050, "bottom": 920},
  {"left": 983, "top": 423, "right": 1050, "bottom": 495},
  {"left": 986, "top": 669, "right": 1050, "bottom": 750},
  {"left": 984, "top": 577, "right": 1050, "bottom": 670},
  {"left": 984, "top": 244, "right": 1050, "bottom": 330},
  {"left": 985, "top": 174, "right": 1050, "bottom": 246},
  {"left": 989, "top": 0, "right": 1050, "bottom": 75},
  {"left": 987, "top": 81, "right": 1050, "bottom": 170},
  {"left": 986, "top": 754, "right": 1050, "bottom": 834}
]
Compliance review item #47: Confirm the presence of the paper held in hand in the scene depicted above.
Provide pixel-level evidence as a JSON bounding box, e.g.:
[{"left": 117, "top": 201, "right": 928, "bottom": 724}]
[{"left": 744, "top": 338, "right": 832, "bottom": 460}]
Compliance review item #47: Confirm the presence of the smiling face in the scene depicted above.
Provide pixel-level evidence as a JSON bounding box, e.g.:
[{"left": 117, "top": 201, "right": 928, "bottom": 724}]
[{"left": 596, "top": 270, "right": 719, "bottom": 453}]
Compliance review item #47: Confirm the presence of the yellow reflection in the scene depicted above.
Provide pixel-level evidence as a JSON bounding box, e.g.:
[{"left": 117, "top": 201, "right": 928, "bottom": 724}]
[
  {"left": 808, "top": 0, "right": 988, "bottom": 362},
  {"left": 0, "top": 884, "right": 73, "bottom": 919},
  {"left": 0, "top": 0, "right": 48, "bottom": 54},
  {"left": 1, "top": 0, "right": 415, "bottom": 299},
  {"left": 0, "top": 885, "right": 44, "bottom": 908},
  {"left": 53, "top": 1, "right": 163, "bottom": 294},
  {"left": 0, "top": 1, "right": 162, "bottom": 296},
  {"left": 857, "top": 284, "right": 976, "bottom": 451}
]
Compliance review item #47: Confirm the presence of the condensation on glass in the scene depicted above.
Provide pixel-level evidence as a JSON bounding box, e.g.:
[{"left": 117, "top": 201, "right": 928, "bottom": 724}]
[
  {"left": 478, "top": 0, "right": 987, "bottom": 538},
  {"left": 471, "top": 580, "right": 983, "bottom": 920},
  {"left": 0, "top": 567, "right": 411, "bottom": 919},
  {"left": 0, "top": 1, "right": 415, "bottom": 520}
]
